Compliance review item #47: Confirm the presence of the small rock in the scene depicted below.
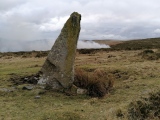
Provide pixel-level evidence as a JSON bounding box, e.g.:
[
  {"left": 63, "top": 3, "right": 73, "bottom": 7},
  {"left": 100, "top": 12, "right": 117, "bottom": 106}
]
[
  {"left": 64, "top": 85, "right": 79, "bottom": 96},
  {"left": 77, "top": 88, "right": 87, "bottom": 95},
  {"left": 37, "top": 78, "right": 46, "bottom": 85},
  {"left": 24, "top": 77, "right": 29, "bottom": 80},
  {"left": 22, "top": 85, "right": 34, "bottom": 90},
  {"left": 0, "top": 88, "right": 10, "bottom": 92},
  {"left": 35, "top": 96, "right": 41, "bottom": 99},
  {"left": 34, "top": 77, "right": 38, "bottom": 80},
  {"left": 70, "top": 85, "right": 78, "bottom": 94},
  {"left": 0, "top": 87, "right": 16, "bottom": 92}
]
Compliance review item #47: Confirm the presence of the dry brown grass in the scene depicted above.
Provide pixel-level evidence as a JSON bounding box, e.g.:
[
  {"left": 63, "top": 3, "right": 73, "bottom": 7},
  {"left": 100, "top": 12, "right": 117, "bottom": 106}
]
[
  {"left": 74, "top": 68, "right": 114, "bottom": 97},
  {"left": 139, "top": 49, "right": 160, "bottom": 60}
]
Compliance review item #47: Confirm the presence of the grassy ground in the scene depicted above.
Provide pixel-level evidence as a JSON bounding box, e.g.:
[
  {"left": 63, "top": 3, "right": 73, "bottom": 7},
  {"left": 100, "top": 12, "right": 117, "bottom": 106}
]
[{"left": 0, "top": 49, "right": 160, "bottom": 120}]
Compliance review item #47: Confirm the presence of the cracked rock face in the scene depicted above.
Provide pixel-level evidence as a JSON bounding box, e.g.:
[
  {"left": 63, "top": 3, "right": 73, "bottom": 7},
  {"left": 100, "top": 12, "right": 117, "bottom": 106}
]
[{"left": 40, "top": 12, "right": 81, "bottom": 90}]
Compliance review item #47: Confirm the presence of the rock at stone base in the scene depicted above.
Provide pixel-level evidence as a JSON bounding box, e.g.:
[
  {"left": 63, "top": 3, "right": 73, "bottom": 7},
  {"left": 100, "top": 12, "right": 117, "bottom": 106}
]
[
  {"left": 70, "top": 85, "right": 78, "bottom": 94},
  {"left": 40, "top": 12, "right": 81, "bottom": 90},
  {"left": 77, "top": 88, "right": 88, "bottom": 95},
  {"left": 37, "top": 78, "right": 47, "bottom": 85},
  {"left": 64, "top": 85, "right": 88, "bottom": 96}
]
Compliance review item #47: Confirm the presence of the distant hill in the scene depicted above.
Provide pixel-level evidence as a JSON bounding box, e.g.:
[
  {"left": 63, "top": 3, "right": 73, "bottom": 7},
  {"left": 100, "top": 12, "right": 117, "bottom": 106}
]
[
  {"left": 77, "top": 38, "right": 160, "bottom": 54},
  {"left": 110, "top": 37, "right": 160, "bottom": 50},
  {"left": 1, "top": 37, "right": 160, "bottom": 52}
]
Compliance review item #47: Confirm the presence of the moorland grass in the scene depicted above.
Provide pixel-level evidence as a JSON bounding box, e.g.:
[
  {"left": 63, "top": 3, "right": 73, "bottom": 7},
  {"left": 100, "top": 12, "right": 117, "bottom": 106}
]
[{"left": 0, "top": 49, "right": 160, "bottom": 120}]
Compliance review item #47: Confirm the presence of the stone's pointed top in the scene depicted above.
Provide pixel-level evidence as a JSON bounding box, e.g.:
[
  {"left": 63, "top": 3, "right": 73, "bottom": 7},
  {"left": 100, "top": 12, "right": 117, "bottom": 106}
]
[
  {"left": 70, "top": 12, "right": 81, "bottom": 23},
  {"left": 71, "top": 12, "right": 81, "bottom": 16},
  {"left": 64, "top": 12, "right": 81, "bottom": 28}
]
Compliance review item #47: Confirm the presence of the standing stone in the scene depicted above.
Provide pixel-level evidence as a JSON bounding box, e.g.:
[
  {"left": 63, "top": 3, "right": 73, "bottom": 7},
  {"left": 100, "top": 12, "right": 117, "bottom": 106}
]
[{"left": 40, "top": 12, "right": 81, "bottom": 90}]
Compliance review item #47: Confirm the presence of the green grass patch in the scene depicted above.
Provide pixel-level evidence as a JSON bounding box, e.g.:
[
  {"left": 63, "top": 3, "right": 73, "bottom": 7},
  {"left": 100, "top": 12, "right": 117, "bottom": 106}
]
[{"left": 0, "top": 50, "right": 160, "bottom": 120}]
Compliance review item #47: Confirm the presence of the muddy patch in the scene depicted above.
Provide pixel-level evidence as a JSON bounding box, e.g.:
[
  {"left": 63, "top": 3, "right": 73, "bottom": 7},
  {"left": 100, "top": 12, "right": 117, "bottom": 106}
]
[{"left": 9, "top": 72, "right": 42, "bottom": 85}]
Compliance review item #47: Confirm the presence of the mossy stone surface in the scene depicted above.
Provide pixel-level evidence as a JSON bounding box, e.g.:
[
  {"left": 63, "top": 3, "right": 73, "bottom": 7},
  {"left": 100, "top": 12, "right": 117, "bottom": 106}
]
[{"left": 41, "top": 12, "right": 81, "bottom": 90}]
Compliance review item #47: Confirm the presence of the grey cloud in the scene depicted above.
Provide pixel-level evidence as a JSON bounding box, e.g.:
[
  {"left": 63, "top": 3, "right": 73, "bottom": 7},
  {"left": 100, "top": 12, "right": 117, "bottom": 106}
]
[
  {"left": 0, "top": 0, "right": 26, "bottom": 11},
  {"left": 0, "top": 0, "right": 160, "bottom": 52},
  {"left": 0, "top": 39, "right": 54, "bottom": 52}
]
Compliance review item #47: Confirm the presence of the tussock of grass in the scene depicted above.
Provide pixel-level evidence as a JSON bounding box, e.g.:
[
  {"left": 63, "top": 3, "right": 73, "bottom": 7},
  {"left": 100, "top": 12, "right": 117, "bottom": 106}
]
[
  {"left": 128, "top": 90, "right": 160, "bottom": 120},
  {"left": 74, "top": 68, "right": 114, "bottom": 97},
  {"left": 139, "top": 49, "right": 160, "bottom": 60}
]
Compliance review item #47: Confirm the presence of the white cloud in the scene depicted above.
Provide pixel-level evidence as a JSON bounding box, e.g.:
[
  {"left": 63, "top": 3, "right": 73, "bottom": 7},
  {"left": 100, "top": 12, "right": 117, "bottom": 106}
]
[
  {"left": 39, "top": 16, "right": 69, "bottom": 31},
  {"left": 77, "top": 41, "right": 110, "bottom": 49}
]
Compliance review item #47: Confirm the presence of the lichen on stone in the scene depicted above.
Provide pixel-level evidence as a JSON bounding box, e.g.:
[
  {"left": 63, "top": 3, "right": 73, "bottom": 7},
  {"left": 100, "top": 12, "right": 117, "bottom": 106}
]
[{"left": 40, "top": 12, "right": 81, "bottom": 90}]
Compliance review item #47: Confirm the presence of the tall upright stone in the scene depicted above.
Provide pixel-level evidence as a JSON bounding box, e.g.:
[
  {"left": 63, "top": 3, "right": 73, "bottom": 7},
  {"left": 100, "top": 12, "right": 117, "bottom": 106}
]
[{"left": 40, "top": 12, "right": 81, "bottom": 90}]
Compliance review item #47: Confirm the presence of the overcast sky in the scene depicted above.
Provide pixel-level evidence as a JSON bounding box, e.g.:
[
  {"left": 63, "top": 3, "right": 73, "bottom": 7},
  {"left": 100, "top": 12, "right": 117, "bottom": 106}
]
[{"left": 0, "top": 0, "right": 160, "bottom": 42}]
